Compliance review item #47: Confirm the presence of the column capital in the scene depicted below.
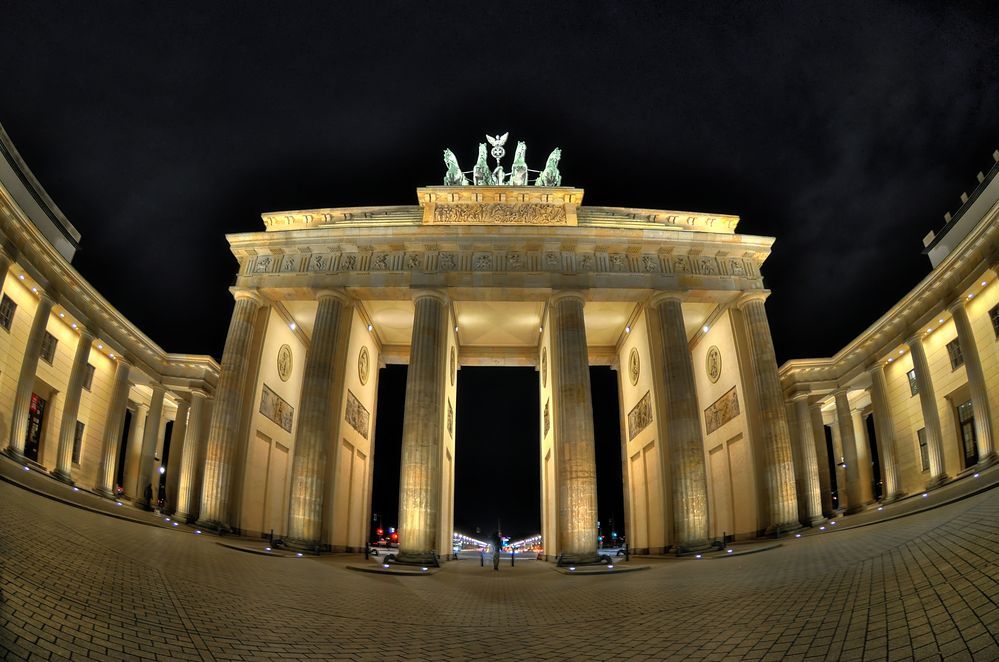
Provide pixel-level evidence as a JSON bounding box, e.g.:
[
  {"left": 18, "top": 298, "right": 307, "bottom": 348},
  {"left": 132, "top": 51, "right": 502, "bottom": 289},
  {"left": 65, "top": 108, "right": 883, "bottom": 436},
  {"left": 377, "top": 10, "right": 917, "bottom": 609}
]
[
  {"left": 410, "top": 288, "right": 449, "bottom": 305},
  {"left": 865, "top": 361, "right": 886, "bottom": 376},
  {"left": 947, "top": 297, "right": 969, "bottom": 314},
  {"left": 648, "top": 291, "right": 683, "bottom": 307},
  {"left": 230, "top": 287, "right": 264, "bottom": 307},
  {"left": 188, "top": 387, "right": 210, "bottom": 400},
  {"left": 549, "top": 289, "right": 586, "bottom": 306},
  {"left": 0, "top": 241, "right": 17, "bottom": 263},
  {"left": 133, "top": 401, "right": 150, "bottom": 414},
  {"left": 905, "top": 331, "right": 927, "bottom": 348},
  {"left": 316, "top": 288, "right": 353, "bottom": 306},
  {"left": 734, "top": 289, "right": 771, "bottom": 310},
  {"left": 832, "top": 387, "right": 852, "bottom": 400},
  {"left": 789, "top": 391, "right": 812, "bottom": 403}
]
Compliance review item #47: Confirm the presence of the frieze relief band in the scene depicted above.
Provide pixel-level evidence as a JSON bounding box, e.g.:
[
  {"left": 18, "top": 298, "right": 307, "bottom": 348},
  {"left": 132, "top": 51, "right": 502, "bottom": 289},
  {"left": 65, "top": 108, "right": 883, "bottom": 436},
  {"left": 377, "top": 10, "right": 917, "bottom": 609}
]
[{"left": 248, "top": 250, "right": 758, "bottom": 278}]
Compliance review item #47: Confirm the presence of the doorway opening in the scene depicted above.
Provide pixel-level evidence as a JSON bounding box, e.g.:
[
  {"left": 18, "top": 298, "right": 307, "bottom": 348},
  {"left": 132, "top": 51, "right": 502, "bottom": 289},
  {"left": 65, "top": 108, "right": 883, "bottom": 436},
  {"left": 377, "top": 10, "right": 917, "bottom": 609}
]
[
  {"left": 824, "top": 425, "right": 839, "bottom": 511},
  {"left": 864, "top": 413, "right": 883, "bottom": 501}
]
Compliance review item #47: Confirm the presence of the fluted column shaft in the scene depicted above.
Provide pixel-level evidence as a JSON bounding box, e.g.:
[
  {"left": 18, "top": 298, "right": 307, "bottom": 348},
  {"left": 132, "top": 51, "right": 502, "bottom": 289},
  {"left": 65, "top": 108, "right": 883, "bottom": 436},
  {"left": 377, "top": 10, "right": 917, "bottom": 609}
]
[
  {"left": 6, "top": 293, "right": 54, "bottom": 458},
  {"left": 549, "top": 292, "right": 599, "bottom": 563},
  {"left": 286, "top": 291, "right": 351, "bottom": 547},
  {"left": 851, "top": 408, "right": 875, "bottom": 504},
  {"left": 809, "top": 404, "right": 835, "bottom": 516},
  {"left": 738, "top": 295, "right": 799, "bottom": 530},
  {"left": 0, "top": 248, "right": 13, "bottom": 285},
  {"left": 651, "top": 295, "right": 709, "bottom": 549},
  {"left": 792, "top": 397, "right": 823, "bottom": 523},
  {"left": 867, "top": 364, "right": 903, "bottom": 500},
  {"left": 53, "top": 329, "right": 95, "bottom": 482},
  {"left": 164, "top": 400, "right": 189, "bottom": 514},
  {"left": 95, "top": 359, "right": 131, "bottom": 497},
  {"left": 949, "top": 300, "right": 995, "bottom": 463},
  {"left": 835, "top": 390, "right": 868, "bottom": 514},
  {"left": 907, "top": 334, "right": 946, "bottom": 485},
  {"left": 136, "top": 386, "right": 166, "bottom": 509},
  {"left": 174, "top": 391, "right": 207, "bottom": 521},
  {"left": 397, "top": 291, "right": 449, "bottom": 564},
  {"left": 198, "top": 291, "right": 264, "bottom": 529},
  {"left": 123, "top": 403, "right": 148, "bottom": 496}
]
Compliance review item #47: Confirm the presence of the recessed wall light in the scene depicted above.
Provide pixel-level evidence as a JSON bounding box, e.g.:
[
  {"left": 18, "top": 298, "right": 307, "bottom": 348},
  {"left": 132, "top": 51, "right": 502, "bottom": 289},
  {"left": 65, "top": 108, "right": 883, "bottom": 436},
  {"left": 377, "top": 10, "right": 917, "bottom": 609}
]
[
  {"left": 289, "top": 322, "right": 296, "bottom": 330},
  {"left": 703, "top": 325, "right": 710, "bottom": 333},
  {"left": 625, "top": 325, "right": 631, "bottom": 333},
  {"left": 982, "top": 281, "right": 988, "bottom": 286},
  {"left": 31, "top": 287, "right": 37, "bottom": 293},
  {"left": 367, "top": 324, "right": 373, "bottom": 331},
  {"left": 59, "top": 313, "right": 64, "bottom": 318},
  {"left": 71, "top": 323, "right": 77, "bottom": 329},
  {"left": 97, "top": 344, "right": 103, "bottom": 349}
]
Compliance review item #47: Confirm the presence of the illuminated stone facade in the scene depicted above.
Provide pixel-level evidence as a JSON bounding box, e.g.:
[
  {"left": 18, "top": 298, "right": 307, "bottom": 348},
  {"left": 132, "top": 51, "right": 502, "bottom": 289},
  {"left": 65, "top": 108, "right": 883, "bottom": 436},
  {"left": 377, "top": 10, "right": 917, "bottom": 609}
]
[{"left": 0, "top": 124, "right": 218, "bottom": 513}]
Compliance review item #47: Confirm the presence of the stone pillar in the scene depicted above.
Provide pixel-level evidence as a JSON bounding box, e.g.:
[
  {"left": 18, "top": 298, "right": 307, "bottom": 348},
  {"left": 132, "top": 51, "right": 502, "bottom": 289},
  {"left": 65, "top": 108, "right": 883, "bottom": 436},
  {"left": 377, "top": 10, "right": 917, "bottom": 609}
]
[
  {"left": 867, "top": 363, "right": 903, "bottom": 500},
  {"left": 95, "top": 358, "right": 131, "bottom": 497},
  {"left": 135, "top": 386, "right": 166, "bottom": 510},
  {"left": 907, "top": 333, "right": 946, "bottom": 485},
  {"left": 174, "top": 390, "right": 207, "bottom": 521},
  {"left": 396, "top": 290, "right": 450, "bottom": 565},
  {"left": 949, "top": 299, "right": 996, "bottom": 464},
  {"left": 649, "top": 294, "right": 709, "bottom": 550},
  {"left": 834, "top": 390, "right": 870, "bottom": 514},
  {"left": 792, "top": 396, "right": 823, "bottom": 524},
  {"left": 198, "top": 289, "right": 264, "bottom": 530},
  {"left": 547, "top": 291, "right": 600, "bottom": 564},
  {"left": 0, "top": 246, "right": 14, "bottom": 285},
  {"left": 809, "top": 403, "right": 834, "bottom": 517},
  {"left": 737, "top": 293, "right": 799, "bottom": 531},
  {"left": 164, "top": 400, "right": 189, "bottom": 514},
  {"left": 52, "top": 328, "right": 95, "bottom": 483},
  {"left": 851, "top": 408, "right": 875, "bottom": 504},
  {"left": 5, "top": 291, "right": 54, "bottom": 459},
  {"left": 123, "top": 403, "right": 148, "bottom": 496},
  {"left": 286, "top": 290, "right": 351, "bottom": 549}
]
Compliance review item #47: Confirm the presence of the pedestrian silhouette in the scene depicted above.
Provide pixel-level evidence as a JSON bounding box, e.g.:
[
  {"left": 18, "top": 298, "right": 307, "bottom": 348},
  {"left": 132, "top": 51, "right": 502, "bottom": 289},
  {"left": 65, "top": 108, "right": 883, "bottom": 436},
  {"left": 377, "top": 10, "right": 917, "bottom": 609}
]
[{"left": 491, "top": 531, "right": 501, "bottom": 571}]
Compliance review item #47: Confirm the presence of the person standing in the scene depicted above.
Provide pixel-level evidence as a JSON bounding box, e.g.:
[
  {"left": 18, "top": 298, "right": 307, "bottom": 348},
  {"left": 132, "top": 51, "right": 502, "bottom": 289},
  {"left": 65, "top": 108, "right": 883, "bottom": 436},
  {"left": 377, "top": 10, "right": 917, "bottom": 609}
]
[{"left": 491, "top": 531, "right": 501, "bottom": 571}]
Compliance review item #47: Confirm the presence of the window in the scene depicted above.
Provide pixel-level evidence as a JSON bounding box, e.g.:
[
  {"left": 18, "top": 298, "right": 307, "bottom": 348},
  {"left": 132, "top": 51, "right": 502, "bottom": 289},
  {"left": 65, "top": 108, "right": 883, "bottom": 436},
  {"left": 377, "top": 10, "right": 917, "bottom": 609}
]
[
  {"left": 40, "top": 331, "right": 57, "bottom": 364},
  {"left": 917, "top": 428, "right": 930, "bottom": 471},
  {"left": 0, "top": 294, "right": 16, "bottom": 331},
  {"left": 83, "top": 364, "right": 96, "bottom": 391},
  {"left": 946, "top": 338, "right": 964, "bottom": 370},
  {"left": 990, "top": 303, "right": 999, "bottom": 339},
  {"left": 71, "top": 421, "right": 85, "bottom": 465},
  {"left": 907, "top": 369, "right": 919, "bottom": 396},
  {"left": 957, "top": 400, "right": 978, "bottom": 468}
]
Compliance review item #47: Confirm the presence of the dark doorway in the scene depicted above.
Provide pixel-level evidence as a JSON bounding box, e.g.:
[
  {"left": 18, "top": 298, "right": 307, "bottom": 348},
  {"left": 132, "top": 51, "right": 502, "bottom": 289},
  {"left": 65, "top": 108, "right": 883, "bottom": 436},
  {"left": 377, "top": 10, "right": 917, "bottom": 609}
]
[
  {"left": 115, "top": 409, "right": 133, "bottom": 490},
  {"left": 590, "top": 366, "right": 624, "bottom": 547},
  {"left": 864, "top": 413, "right": 883, "bottom": 501},
  {"left": 24, "top": 393, "right": 46, "bottom": 462},
  {"left": 369, "top": 364, "right": 406, "bottom": 544},
  {"left": 824, "top": 425, "right": 839, "bottom": 510},
  {"left": 158, "top": 420, "right": 174, "bottom": 506},
  {"left": 957, "top": 400, "right": 979, "bottom": 469}
]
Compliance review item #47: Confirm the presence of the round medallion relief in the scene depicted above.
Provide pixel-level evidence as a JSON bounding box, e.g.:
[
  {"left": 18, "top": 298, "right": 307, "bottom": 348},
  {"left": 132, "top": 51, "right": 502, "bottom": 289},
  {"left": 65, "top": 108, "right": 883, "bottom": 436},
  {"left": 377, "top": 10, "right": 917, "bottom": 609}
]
[
  {"left": 706, "top": 345, "right": 722, "bottom": 383},
  {"left": 277, "top": 344, "right": 293, "bottom": 382},
  {"left": 628, "top": 347, "right": 640, "bottom": 386},
  {"left": 450, "top": 346, "right": 456, "bottom": 386},
  {"left": 358, "top": 346, "right": 370, "bottom": 385},
  {"left": 541, "top": 347, "right": 548, "bottom": 388}
]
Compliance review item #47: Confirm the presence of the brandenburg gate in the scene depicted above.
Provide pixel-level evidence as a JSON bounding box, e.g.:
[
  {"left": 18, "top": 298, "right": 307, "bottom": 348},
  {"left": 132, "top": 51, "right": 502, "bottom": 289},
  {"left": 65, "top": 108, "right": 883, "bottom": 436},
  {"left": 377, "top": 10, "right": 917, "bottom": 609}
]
[{"left": 194, "top": 137, "right": 800, "bottom": 565}]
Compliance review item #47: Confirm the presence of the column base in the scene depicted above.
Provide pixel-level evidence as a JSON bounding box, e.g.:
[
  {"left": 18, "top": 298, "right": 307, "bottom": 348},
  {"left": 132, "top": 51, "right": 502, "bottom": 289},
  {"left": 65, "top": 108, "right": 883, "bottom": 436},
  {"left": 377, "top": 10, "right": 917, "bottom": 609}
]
[
  {"left": 673, "top": 540, "right": 714, "bottom": 556},
  {"left": 391, "top": 550, "right": 440, "bottom": 567},
  {"left": 807, "top": 515, "right": 826, "bottom": 526},
  {"left": 926, "top": 475, "right": 948, "bottom": 490},
  {"left": 50, "top": 470, "right": 75, "bottom": 486},
  {"left": 555, "top": 551, "right": 605, "bottom": 566},
  {"left": 977, "top": 452, "right": 999, "bottom": 469},
  {"left": 195, "top": 519, "right": 232, "bottom": 535},
  {"left": 2, "top": 446, "right": 26, "bottom": 463},
  {"left": 281, "top": 537, "right": 325, "bottom": 554},
  {"left": 765, "top": 521, "right": 803, "bottom": 536},
  {"left": 881, "top": 491, "right": 907, "bottom": 504},
  {"left": 173, "top": 511, "right": 197, "bottom": 524}
]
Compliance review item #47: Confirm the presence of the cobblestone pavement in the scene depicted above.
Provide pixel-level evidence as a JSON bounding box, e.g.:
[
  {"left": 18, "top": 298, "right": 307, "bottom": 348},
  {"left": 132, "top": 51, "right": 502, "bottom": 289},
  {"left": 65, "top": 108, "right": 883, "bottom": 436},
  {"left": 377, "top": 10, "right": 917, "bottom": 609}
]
[{"left": 2, "top": 479, "right": 998, "bottom": 661}]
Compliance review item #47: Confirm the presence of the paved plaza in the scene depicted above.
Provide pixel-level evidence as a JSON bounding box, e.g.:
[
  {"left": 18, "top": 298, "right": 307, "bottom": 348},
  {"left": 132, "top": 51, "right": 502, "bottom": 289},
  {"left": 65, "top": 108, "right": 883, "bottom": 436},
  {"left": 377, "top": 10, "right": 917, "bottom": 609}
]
[{"left": 1, "top": 470, "right": 998, "bottom": 661}]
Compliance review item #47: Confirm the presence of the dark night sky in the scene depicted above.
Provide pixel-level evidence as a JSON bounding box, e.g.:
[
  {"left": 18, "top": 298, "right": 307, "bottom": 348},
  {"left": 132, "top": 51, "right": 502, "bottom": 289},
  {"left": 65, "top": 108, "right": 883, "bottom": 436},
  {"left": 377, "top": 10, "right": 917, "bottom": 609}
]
[{"left": 1, "top": 2, "right": 997, "bottom": 539}]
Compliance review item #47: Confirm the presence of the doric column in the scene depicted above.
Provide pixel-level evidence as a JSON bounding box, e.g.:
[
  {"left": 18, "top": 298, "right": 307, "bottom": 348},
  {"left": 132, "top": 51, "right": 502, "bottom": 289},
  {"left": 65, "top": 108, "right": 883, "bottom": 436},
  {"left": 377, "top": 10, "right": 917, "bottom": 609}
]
[
  {"left": 5, "top": 291, "right": 54, "bottom": 459},
  {"left": 949, "top": 298, "right": 996, "bottom": 464},
  {"left": 135, "top": 385, "right": 166, "bottom": 510},
  {"left": 95, "top": 358, "right": 131, "bottom": 497},
  {"left": 198, "top": 289, "right": 264, "bottom": 530},
  {"left": 396, "top": 290, "right": 450, "bottom": 565},
  {"left": 906, "top": 332, "right": 946, "bottom": 485},
  {"left": 809, "top": 403, "right": 835, "bottom": 517},
  {"left": 52, "top": 327, "right": 95, "bottom": 483},
  {"left": 548, "top": 291, "right": 599, "bottom": 564},
  {"left": 736, "top": 293, "right": 799, "bottom": 531},
  {"left": 649, "top": 293, "right": 709, "bottom": 550},
  {"left": 173, "top": 390, "right": 207, "bottom": 521},
  {"left": 123, "top": 402, "right": 148, "bottom": 496},
  {"left": 867, "top": 363, "right": 903, "bottom": 500},
  {"left": 286, "top": 290, "right": 352, "bottom": 548},
  {"left": 851, "top": 408, "right": 875, "bottom": 504},
  {"left": 163, "top": 399, "right": 190, "bottom": 514},
  {"left": 791, "top": 395, "right": 823, "bottom": 524},
  {"left": 834, "top": 390, "right": 870, "bottom": 514},
  {"left": 0, "top": 245, "right": 15, "bottom": 283}
]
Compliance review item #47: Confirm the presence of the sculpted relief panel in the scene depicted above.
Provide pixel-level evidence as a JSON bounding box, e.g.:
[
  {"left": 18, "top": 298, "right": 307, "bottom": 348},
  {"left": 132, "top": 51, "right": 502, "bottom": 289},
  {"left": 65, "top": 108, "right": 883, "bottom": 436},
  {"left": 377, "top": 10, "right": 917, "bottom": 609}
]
[
  {"left": 260, "top": 384, "right": 294, "bottom": 433},
  {"left": 345, "top": 390, "right": 370, "bottom": 439},
  {"left": 704, "top": 386, "right": 740, "bottom": 435},
  {"left": 431, "top": 203, "right": 568, "bottom": 226},
  {"left": 628, "top": 391, "right": 653, "bottom": 441}
]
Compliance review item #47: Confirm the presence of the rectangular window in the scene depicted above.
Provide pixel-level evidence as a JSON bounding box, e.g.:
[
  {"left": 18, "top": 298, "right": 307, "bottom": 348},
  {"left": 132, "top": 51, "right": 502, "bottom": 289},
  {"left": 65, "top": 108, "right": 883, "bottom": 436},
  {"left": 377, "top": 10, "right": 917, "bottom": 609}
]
[
  {"left": 917, "top": 428, "right": 930, "bottom": 471},
  {"left": 83, "top": 364, "right": 96, "bottom": 391},
  {"left": 990, "top": 303, "right": 999, "bottom": 339},
  {"left": 0, "top": 294, "right": 16, "bottom": 332},
  {"left": 907, "top": 369, "right": 919, "bottom": 396},
  {"left": 72, "top": 421, "right": 85, "bottom": 465},
  {"left": 946, "top": 338, "right": 964, "bottom": 370},
  {"left": 40, "top": 331, "right": 57, "bottom": 365}
]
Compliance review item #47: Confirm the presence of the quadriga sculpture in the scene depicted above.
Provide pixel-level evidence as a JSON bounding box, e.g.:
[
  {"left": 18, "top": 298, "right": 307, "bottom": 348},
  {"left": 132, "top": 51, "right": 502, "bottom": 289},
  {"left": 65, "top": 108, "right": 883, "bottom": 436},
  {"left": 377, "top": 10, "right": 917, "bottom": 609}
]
[
  {"left": 443, "top": 149, "right": 469, "bottom": 186},
  {"left": 535, "top": 148, "right": 562, "bottom": 187},
  {"left": 509, "top": 141, "right": 529, "bottom": 186},
  {"left": 473, "top": 143, "right": 495, "bottom": 185}
]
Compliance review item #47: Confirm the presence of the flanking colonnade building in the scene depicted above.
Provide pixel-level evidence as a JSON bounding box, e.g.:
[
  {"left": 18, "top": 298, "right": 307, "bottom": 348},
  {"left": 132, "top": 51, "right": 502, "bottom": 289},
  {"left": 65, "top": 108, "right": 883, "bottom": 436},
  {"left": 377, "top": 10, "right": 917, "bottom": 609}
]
[
  {"left": 780, "top": 150, "right": 999, "bottom": 518},
  {"left": 0, "top": 124, "right": 219, "bottom": 517}
]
